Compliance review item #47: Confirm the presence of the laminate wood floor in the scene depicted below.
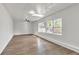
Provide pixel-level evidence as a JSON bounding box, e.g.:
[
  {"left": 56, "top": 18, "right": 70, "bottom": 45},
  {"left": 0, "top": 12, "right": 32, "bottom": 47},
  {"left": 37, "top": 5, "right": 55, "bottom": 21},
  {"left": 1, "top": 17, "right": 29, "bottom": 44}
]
[{"left": 1, "top": 35, "right": 79, "bottom": 55}]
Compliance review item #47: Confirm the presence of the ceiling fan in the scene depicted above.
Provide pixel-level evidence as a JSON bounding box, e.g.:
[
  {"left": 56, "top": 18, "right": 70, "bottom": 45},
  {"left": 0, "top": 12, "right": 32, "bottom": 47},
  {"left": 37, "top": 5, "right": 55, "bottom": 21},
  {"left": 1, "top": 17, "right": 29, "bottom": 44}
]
[
  {"left": 24, "top": 18, "right": 30, "bottom": 22},
  {"left": 29, "top": 10, "right": 44, "bottom": 18}
]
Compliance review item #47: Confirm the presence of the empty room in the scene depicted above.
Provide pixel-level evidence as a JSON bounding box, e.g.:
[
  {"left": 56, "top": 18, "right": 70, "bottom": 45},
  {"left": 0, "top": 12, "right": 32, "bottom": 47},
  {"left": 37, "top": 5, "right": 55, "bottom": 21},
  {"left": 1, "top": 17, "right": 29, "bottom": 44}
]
[{"left": 0, "top": 3, "right": 79, "bottom": 55}]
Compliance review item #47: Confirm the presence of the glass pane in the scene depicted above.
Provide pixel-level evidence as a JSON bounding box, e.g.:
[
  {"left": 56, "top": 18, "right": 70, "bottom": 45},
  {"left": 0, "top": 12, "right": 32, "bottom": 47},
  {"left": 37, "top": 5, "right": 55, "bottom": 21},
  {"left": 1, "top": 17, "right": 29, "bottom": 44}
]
[
  {"left": 54, "top": 27, "right": 62, "bottom": 34},
  {"left": 47, "top": 28, "right": 54, "bottom": 33},
  {"left": 54, "top": 18, "right": 62, "bottom": 28},
  {"left": 47, "top": 20, "right": 54, "bottom": 28},
  {"left": 38, "top": 22, "right": 46, "bottom": 32},
  {"left": 46, "top": 20, "right": 54, "bottom": 33}
]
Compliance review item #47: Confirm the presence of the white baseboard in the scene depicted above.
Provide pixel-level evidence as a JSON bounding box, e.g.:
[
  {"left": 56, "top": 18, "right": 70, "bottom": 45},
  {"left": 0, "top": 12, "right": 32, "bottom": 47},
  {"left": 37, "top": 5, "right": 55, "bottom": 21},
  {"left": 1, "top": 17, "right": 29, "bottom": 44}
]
[
  {"left": 34, "top": 34, "right": 79, "bottom": 53},
  {"left": 14, "top": 33, "right": 33, "bottom": 35},
  {"left": 0, "top": 34, "right": 14, "bottom": 54}
]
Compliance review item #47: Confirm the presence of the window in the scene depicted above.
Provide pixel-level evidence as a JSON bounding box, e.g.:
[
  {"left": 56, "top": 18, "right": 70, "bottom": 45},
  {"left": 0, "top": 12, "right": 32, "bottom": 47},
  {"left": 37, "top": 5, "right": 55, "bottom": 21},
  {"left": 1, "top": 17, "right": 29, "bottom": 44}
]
[
  {"left": 38, "top": 18, "right": 62, "bottom": 35},
  {"left": 38, "top": 22, "right": 46, "bottom": 32},
  {"left": 46, "top": 19, "right": 54, "bottom": 33},
  {"left": 53, "top": 18, "right": 62, "bottom": 35}
]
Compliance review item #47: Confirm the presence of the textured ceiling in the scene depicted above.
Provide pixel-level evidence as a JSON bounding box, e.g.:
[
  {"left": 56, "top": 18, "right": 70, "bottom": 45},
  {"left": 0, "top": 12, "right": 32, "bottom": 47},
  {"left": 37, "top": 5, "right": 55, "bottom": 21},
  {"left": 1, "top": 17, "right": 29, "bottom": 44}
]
[{"left": 2, "top": 3, "right": 74, "bottom": 22}]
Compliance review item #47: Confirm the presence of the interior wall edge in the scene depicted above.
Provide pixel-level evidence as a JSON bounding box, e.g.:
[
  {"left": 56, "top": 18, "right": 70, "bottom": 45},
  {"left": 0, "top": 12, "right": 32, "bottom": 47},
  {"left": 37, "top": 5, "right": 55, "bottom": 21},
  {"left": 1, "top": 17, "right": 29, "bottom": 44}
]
[{"left": 0, "top": 34, "right": 14, "bottom": 54}]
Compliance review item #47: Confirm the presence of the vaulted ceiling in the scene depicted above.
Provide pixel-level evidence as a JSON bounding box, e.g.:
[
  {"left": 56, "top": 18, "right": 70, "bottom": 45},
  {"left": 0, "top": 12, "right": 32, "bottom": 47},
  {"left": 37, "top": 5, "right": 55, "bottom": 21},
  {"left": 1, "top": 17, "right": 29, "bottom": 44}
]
[{"left": 2, "top": 3, "right": 74, "bottom": 22}]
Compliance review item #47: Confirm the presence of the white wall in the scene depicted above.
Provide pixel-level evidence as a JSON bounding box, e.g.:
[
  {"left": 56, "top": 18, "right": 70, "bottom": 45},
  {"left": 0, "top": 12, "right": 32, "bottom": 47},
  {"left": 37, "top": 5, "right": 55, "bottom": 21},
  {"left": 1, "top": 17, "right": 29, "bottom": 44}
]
[
  {"left": 33, "top": 4, "right": 79, "bottom": 52},
  {"left": 13, "top": 20, "right": 34, "bottom": 35},
  {"left": 0, "top": 4, "right": 13, "bottom": 54}
]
